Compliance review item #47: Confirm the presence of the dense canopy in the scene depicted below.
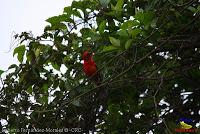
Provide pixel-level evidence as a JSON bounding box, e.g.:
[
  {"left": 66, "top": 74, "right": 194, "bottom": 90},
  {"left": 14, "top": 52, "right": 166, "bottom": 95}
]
[{"left": 0, "top": 0, "right": 200, "bottom": 133}]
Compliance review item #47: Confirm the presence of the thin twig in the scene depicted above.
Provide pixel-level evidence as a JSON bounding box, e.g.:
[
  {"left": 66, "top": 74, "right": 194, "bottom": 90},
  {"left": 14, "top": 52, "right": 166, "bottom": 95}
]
[
  {"left": 153, "top": 70, "right": 173, "bottom": 134},
  {"left": 167, "top": 0, "right": 197, "bottom": 7}
]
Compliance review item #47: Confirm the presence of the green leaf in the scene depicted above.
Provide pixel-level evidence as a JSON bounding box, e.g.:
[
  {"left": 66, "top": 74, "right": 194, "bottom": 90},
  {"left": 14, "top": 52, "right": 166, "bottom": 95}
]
[
  {"left": 143, "top": 12, "right": 154, "bottom": 26},
  {"left": 109, "top": 37, "right": 120, "bottom": 47},
  {"left": 42, "top": 83, "right": 49, "bottom": 93},
  {"left": 64, "top": 6, "right": 82, "bottom": 18},
  {"left": 35, "top": 48, "right": 41, "bottom": 58},
  {"left": 51, "top": 62, "right": 60, "bottom": 71},
  {"left": 71, "top": 99, "right": 81, "bottom": 107},
  {"left": 63, "top": 55, "right": 71, "bottom": 63},
  {"left": 39, "top": 96, "right": 48, "bottom": 105},
  {"left": 117, "top": 30, "right": 128, "bottom": 37},
  {"left": 98, "top": 20, "right": 107, "bottom": 34},
  {"left": 72, "top": 10, "right": 82, "bottom": 18},
  {"left": 134, "top": 11, "right": 143, "bottom": 22},
  {"left": 102, "top": 45, "right": 119, "bottom": 52},
  {"left": 187, "top": 6, "right": 197, "bottom": 13},
  {"left": 27, "top": 86, "right": 32, "bottom": 94},
  {"left": 121, "top": 20, "right": 140, "bottom": 30},
  {"left": 99, "top": 0, "right": 111, "bottom": 7},
  {"left": 71, "top": 1, "right": 83, "bottom": 10},
  {"left": 51, "top": 23, "right": 67, "bottom": 30},
  {"left": 46, "top": 14, "right": 73, "bottom": 26},
  {"left": 197, "top": 5, "right": 200, "bottom": 13},
  {"left": 13, "top": 45, "right": 25, "bottom": 63},
  {"left": 135, "top": 11, "right": 154, "bottom": 28},
  {"left": 80, "top": 28, "right": 100, "bottom": 40},
  {"left": 151, "top": 18, "right": 157, "bottom": 28},
  {"left": 0, "top": 70, "right": 4, "bottom": 76},
  {"left": 115, "top": 0, "right": 124, "bottom": 11},
  {"left": 125, "top": 39, "right": 134, "bottom": 50},
  {"left": 131, "top": 28, "right": 142, "bottom": 38},
  {"left": 63, "top": 6, "right": 72, "bottom": 14}
]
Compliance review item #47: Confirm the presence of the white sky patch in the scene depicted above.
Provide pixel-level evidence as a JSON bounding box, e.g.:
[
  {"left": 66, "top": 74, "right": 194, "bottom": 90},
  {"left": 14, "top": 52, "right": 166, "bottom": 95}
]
[
  {"left": 147, "top": 130, "right": 153, "bottom": 134},
  {"left": 0, "top": 0, "right": 73, "bottom": 70},
  {"left": 159, "top": 99, "right": 170, "bottom": 106},
  {"left": 139, "top": 89, "right": 148, "bottom": 97},
  {"left": 118, "top": 111, "right": 123, "bottom": 115},
  {"left": 181, "top": 92, "right": 193, "bottom": 100},
  {"left": 60, "top": 64, "right": 68, "bottom": 74},
  {"left": 196, "top": 122, "right": 200, "bottom": 128},
  {"left": 134, "top": 112, "right": 144, "bottom": 119},
  {"left": 0, "top": 119, "right": 8, "bottom": 126},
  {"left": 159, "top": 99, "right": 170, "bottom": 116}
]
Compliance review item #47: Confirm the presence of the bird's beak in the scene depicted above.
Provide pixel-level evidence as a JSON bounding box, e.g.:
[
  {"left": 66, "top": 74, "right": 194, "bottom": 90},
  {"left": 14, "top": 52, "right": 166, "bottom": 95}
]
[
  {"left": 89, "top": 52, "right": 94, "bottom": 56},
  {"left": 88, "top": 52, "right": 93, "bottom": 56}
]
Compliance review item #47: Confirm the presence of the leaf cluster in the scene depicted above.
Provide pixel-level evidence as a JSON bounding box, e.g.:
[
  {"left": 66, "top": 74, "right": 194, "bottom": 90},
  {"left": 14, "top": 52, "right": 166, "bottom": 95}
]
[{"left": 0, "top": 0, "right": 200, "bottom": 133}]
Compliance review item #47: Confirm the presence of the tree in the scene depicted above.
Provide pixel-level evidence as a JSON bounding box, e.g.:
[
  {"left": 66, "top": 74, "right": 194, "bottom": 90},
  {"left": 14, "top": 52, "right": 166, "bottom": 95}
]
[{"left": 0, "top": 0, "right": 200, "bottom": 133}]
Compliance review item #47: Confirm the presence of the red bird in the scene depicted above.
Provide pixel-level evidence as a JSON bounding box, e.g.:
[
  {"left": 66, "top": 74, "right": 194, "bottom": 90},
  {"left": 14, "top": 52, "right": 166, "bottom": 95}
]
[
  {"left": 82, "top": 51, "right": 107, "bottom": 131},
  {"left": 82, "top": 50, "right": 108, "bottom": 116},
  {"left": 82, "top": 51, "right": 100, "bottom": 84}
]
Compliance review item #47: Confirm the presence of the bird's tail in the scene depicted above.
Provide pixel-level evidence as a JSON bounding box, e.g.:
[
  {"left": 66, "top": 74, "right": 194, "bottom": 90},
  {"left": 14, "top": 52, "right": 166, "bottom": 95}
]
[{"left": 93, "top": 72, "right": 108, "bottom": 116}]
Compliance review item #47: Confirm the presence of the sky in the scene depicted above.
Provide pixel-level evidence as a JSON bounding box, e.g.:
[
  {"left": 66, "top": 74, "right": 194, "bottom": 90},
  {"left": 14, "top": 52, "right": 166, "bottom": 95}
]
[{"left": 0, "top": 0, "right": 73, "bottom": 70}]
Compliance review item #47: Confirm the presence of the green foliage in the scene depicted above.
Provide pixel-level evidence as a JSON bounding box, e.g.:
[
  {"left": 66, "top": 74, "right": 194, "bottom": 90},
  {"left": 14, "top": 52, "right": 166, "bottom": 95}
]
[
  {"left": 13, "top": 45, "right": 25, "bottom": 63},
  {"left": 0, "top": 70, "right": 4, "bottom": 76},
  {"left": 99, "top": 0, "right": 111, "bottom": 8},
  {"left": 125, "top": 39, "right": 134, "bottom": 50},
  {"left": 98, "top": 20, "right": 107, "bottom": 34},
  {"left": 1, "top": 0, "right": 200, "bottom": 133},
  {"left": 109, "top": 37, "right": 121, "bottom": 47}
]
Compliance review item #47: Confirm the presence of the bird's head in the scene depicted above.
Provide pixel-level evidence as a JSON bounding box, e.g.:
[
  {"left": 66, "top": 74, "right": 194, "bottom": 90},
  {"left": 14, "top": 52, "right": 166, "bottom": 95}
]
[{"left": 82, "top": 51, "right": 93, "bottom": 61}]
